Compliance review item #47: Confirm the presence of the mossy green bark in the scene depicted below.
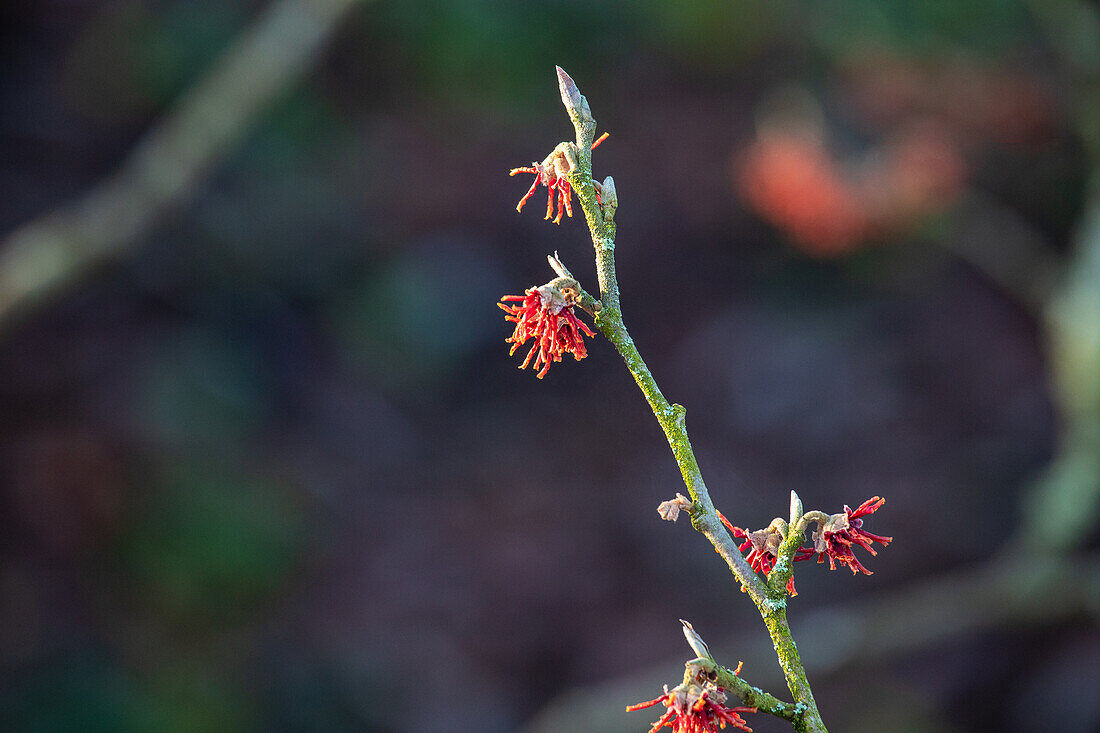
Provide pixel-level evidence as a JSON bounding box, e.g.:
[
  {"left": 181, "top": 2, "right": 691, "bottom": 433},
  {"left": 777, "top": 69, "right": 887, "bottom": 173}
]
[
  {"left": 761, "top": 608, "right": 827, "bottom": 733},
  {"left": 707, "top": 660, "right": 801, "bottom": 721}
]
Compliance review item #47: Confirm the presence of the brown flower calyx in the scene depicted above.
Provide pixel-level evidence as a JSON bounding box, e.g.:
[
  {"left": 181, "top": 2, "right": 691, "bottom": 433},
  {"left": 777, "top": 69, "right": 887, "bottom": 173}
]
[{"left": 658, "top": 493, "right": 693, "bottom": 522}]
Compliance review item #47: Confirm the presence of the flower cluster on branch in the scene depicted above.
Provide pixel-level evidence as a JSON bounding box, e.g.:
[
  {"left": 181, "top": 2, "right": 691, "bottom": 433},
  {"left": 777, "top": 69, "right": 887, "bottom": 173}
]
[
  {"left": 498, "top": 280, "right": 595, "bottom": 378},
  {"left": 510, "top": 132, "right": 609, "bottom": 224},
  {"left": 725, "top": 522, "right": 814, "bottom": 596},
  {"left": 717, "top": 496, "right": 891, "bottom": 595},
  {"left": 809, "top": 496, "right": 893, "bottom": 575},
  {"left": 627, "top": 679, "right": 756, "bottom": 733}
]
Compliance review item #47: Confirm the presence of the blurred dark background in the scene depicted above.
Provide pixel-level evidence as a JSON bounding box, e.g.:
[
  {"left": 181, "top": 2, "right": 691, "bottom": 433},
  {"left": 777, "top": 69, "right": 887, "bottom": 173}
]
[{"left": 2, "top": 1, "right": 1099, "bottom": 731}]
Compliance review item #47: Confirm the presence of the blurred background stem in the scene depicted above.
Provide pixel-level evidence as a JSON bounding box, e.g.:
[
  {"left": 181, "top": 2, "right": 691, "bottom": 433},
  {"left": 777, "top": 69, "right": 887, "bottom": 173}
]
[
  {"left": 1021, "top": 171, "right": 1100, "bottom": 551},
  {"left": 0, "top": 0, "right": 363, "bottom": 335}
]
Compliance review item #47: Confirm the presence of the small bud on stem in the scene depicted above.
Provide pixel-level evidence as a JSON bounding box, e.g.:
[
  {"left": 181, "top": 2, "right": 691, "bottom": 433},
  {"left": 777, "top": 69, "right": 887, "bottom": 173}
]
[
  {"left": 600, "top": 175, "right": 618, "bottom": 220},
  {"left": 680, "top": 619, "right": 711, "bottom": 659},
  {"left": 556, "top": 66, "right": 593, "bottom": 129},
  {"left": 790, "top": 490, "right": 804, "bottom": 525}
]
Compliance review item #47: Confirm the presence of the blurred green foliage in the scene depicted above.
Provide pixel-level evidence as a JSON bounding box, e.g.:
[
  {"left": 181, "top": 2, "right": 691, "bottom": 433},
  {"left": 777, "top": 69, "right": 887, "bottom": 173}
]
[
  {"left": 806, "top": 0, "right": 1031, "bottom": 57},
  {"left": 329, "top": 243, "right": 505, "bottom": 389},
  {"left": 636, "top": 0, "right": 782, "bottom": 69},
  {"left": 120, "top": 459, "right": 303, "bottom": 624},
  {"left": 2, "top": 653, "right": 251, "bottom": 733},
  {"left": 135, "top": 329, "right": 272, "bottom": 448},
  {"left": 60, "top": 1, "right": 250, "bottom": 121}
]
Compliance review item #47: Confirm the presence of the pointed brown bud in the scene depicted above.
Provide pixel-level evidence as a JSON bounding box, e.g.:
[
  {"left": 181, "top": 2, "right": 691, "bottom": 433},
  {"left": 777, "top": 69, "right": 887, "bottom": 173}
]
[
  {"left": 680, "top": 619, "right": 711, "bottom": 658},
  {"left": 555, "top": 66, "right": 593, "bottom": 124},
  {"left": 556, "top": 66, "right": 581, "bottom": 110}
]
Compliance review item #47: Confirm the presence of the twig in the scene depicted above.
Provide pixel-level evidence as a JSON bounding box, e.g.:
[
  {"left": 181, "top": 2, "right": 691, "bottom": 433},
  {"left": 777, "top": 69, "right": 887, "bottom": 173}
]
[
  {"left": 681, "top": 655, "right": 801, "bottom": 723},
  {"left": 554, "top": 66, "right": 827, "bottom": 733}
]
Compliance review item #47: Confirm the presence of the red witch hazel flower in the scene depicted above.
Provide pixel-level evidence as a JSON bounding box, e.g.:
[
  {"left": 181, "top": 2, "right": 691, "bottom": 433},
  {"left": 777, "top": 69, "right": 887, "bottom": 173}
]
[
  {"left": 510, "top": 132, "right": 609, "bottom": 224},
  {"left": 810, "top": 496, "right": 892, "bottom": 574},
  {"left": 718, "top": 513, "right": 813, "bottom": 596},
  {"left": 498, "top": 279, "right": 595, "bottom": 378},
  {"left": 627, "top": 670, "right": 756, "bottom": 733}
]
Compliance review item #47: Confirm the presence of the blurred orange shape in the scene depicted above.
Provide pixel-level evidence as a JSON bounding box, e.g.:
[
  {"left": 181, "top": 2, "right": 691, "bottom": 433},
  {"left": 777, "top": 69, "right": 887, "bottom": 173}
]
[{"left": 738, "top": 133, "right": 869, "bottom": 256}]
